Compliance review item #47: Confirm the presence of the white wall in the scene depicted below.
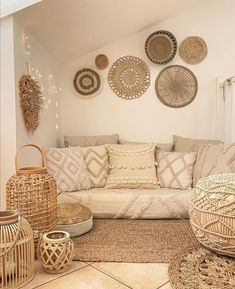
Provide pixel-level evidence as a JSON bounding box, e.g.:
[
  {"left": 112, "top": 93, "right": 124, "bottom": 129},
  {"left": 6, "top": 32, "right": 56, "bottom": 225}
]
[
  {"left": 60, "top": 0, "right": 235, "bottom": 144},
  {"left": 14, "top": 19, "right": 61, "bottom": 166},
  {"left": 0, "top": 16, "right": 16, "bottom": 209}
]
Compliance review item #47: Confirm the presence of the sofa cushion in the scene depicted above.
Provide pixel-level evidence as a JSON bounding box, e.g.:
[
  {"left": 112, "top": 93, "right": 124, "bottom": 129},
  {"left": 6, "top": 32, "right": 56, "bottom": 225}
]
[
  {"left": 193, "top": 143, "right": 235, "bottom": 186},
  {"left": 173, "top": 135, "right": 222, "bottom": 152},
  {"left": 64, "top": 134, "right": 119, "bottom": 147},
  {"left": 106, "top": 144, "right": 159, "bottom": 189},
  {"left": 44, "top": 147, "right": 91, "bottom": 192},
  {"left": 57, "top": 187, "right": 192, "bottom": 219},
  {"left": 119, "top": 139, "right": 173, "bottom": 152},
  {"left": 156, "top": 150, "right": 196, "bottom": 189},
  {"left": 82, "top": 145, "right": 109, "bottom": 188}
]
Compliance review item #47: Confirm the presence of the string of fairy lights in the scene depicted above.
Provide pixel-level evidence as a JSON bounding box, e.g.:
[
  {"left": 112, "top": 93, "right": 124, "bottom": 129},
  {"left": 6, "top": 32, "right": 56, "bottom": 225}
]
[{"left": 24, "top": 34, "right": 61, "bottom": 131}]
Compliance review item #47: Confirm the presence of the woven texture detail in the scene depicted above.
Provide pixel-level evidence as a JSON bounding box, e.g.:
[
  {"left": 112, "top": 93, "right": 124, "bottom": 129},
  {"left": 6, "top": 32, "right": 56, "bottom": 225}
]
[
  {"left": 82, "top": 145, "right": 108, "bottom": 188},
  {"left": 193, "top": 143, "right": 235, "bottom": 186},
  {"left": 45, "top": 147, "right": 91, "bottom": 192},
  {"left": 168, "top": 246, "right": 235, "bottom": 289},
  {"left": 106, "top": 144, "right": 158, "bottom": 189},
  {"left": 157, "top": 150, "right": 196, "bottom": 189},
  {"left": 190, "top": 173, "right": 235, "bottom": 257}
]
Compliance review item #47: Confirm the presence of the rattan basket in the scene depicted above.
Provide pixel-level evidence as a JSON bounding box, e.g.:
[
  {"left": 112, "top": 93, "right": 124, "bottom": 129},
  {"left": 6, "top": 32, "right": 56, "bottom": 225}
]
[
  {"left": 0, "top": 210, "right": 35, "bottom": 288},
  {"left": 6, "top": 144, "right": 57, "bottom": 249},
  {"left": 37, "top": 231, "right": 74, "bottom": 273}
]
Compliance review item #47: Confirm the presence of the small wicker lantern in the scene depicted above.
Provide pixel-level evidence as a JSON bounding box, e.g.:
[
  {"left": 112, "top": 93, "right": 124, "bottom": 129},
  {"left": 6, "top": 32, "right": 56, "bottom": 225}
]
[
  {"left": 37, "top": 231, "right": 74, "bottom": 273},
  {"left": 6, "top": 144, "right": 57, "bottom": 249},
  {"left": 190, "top": 173, "right": 235, "bottom": 257},
  {"left": 0, "top": 210, "right": 35, "bottom": 288}
]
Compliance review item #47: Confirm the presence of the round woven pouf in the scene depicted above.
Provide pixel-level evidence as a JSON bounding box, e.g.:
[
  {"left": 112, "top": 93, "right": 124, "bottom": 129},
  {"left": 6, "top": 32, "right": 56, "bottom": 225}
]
[
  {"left": 190, "top": 173, "right": 235, "bottom": 257},
  {"left": 38, "top": 231, "right": 74, "bottom": 273},
  {"left": 57, "top": 203, "right": 93, "bottom": 237}
]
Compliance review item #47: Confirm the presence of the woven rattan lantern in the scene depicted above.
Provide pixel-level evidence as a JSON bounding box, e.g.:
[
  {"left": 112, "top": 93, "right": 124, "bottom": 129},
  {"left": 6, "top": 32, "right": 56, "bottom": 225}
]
[
  {"left": 0, "top": 210, "right": 35, "bottom": 288},
  {"left": 190, "top": 173, "right": 235, "bottom": 257},
  {"left": 37, "top": 231, "right": 74, "bottom": 273},
  {"left": 6, "top": 144, "right": 57, "bottom": 249}
]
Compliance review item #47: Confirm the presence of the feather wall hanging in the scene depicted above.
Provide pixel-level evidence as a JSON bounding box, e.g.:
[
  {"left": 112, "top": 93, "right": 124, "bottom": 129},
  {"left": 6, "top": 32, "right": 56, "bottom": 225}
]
[{"left": 19, "top": 64, "right": 43, "bottom": 133}]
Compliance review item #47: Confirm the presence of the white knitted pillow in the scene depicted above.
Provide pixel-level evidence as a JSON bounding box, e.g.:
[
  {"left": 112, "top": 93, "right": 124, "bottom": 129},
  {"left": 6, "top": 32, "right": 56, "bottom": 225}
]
[
  {"left": 106, "top": 144, "right": 159, "bottom": 189},
  {"left": 156, "top": 150, "right": 196, "bottom": 189},
  {"left": 44, "top": 147, "right": 91, "bottom": 192}
]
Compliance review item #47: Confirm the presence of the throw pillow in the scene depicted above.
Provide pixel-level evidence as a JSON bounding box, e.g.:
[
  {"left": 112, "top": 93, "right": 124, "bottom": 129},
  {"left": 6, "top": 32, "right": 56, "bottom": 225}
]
[
  {"left": 64, "top": 134, "right": 119, "bottom": 147},
  {"left": 173, "top": 135, "right": 223, "bottom": 152},
  {"left": 44, "top": 147, "right": 91, "bottom": 192},
  {"left": 119, "top": 138, "right": 173, "bottom": 152},
  {"left": 193, "top": 143, "right": 235, "bottom": 186},
  {"left": 106, "top": 144, "right": 159, "bottom": 189},
  {"left": 156, "top": 150, "right": 196, "bottom": 189},
  {"left": 82, "top": 145, "right": 109, "bottom": 188}
]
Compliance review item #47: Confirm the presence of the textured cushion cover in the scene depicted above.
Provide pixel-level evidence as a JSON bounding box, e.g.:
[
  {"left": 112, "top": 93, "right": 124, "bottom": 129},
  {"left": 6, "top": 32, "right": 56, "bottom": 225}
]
[
  {"left": 58, "top": 187, "right": 192, "bottom": 219},
  {"left": 106, "top": 144, "right": 159, "bottom": 189},
  {"left": 173, "top": 135, "right": 222, "bottom": 152},
  {"left": 193, "top": 143, "right": 235, "bottom": 186},
  {"left": 82, "top": 145, "right": 109, "bottom": 188},
  {"left": 119, "top": 138, "right": 173, "bottom": 152},
  {"left": 44, "top": 147, "right": 91, "bottom": 192},
  {"left": 64, "top": 134, "right": 119, "bottom": 147},
  {"left": 156, "top": 150, "right": 196, "bottom": 189}
]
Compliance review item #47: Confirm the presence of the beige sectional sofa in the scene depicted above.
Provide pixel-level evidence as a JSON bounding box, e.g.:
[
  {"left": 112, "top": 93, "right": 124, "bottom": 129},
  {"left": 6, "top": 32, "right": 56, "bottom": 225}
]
[{"left": 45, "top": 135, "right": 234, "bottom": 220}]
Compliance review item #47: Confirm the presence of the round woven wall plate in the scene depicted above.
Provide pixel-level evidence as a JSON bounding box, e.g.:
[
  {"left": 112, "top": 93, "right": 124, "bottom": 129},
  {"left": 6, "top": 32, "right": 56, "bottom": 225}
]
[
  {"left": 95, "top": 54, "right": 109, "bottom": 70},
  {"left": 145, "top": 30, "right": 177, "bottom": 64},
  {"left": 73, "top": 68, "right": 101, "bottom": 98},
  {"left": 168, "top": 246, "right": 235, "bottom": 289},
  {"left": 108, "top": 56, "right": 150, "bottom": 100},
  {"left": 155, "top": 65, "right": 198, "bottom": 108},
  {"left": 179, "top": 36, "right": 207, "bottom": 64}
]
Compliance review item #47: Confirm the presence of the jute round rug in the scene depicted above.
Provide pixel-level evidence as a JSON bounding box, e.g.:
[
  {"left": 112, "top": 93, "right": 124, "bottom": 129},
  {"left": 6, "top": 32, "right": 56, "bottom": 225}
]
[
  {"left": 72, "top": 219, "right": 199, "bottom": 263},
  {"left": 169, "top": 246, "right": 235, "bottom": 289}
]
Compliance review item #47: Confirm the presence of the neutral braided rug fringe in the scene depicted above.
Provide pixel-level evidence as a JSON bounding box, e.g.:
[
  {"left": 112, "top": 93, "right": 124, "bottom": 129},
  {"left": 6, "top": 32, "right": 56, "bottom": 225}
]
[{"left": 168, "top": 246, "right": 235, "bottom": 289}]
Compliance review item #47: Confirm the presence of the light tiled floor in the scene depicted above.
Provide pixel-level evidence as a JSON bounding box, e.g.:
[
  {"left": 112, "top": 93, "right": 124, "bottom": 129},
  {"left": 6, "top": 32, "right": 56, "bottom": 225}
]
[{"left": 23, "top": 261, "right": 173, "bottom": 289}]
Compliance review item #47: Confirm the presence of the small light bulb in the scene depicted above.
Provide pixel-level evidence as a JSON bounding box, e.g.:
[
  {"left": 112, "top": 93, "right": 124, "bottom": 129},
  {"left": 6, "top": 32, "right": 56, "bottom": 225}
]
[
  {"left": 27, "top": 44, "right": 31, "bottom": 49},
  {"left": 56, "top": 114, "right": 59, "bottom": 118},
  {"left": 45, "top": 104, "right": 48, "bottom": 109},
  {"left": 55, "top": 102, "right": 58, "bottom": 107},
  {"left": 48, "top": 98, "right": 51, "bottom": 104},
  {"left": 56, "top": 124, "right": 59, "bottom": 130}
]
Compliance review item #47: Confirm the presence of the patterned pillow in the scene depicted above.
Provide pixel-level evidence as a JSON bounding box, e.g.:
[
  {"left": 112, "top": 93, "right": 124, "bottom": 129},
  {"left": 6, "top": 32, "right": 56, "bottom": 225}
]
[
  {"left": 106, "top": 144, "right": 159, "bottom": 189},
  {"left": 193, "top": 143, "right": 235, "bottom": 186},
  {"left": 82, "top": 145, "right": 109, "bottom": 188},
  {"left": 156, "top": 150, "right": 196, "bottom": 189},
  {"left": 44, "top": 147, "right": 91, "bottom": 192}
]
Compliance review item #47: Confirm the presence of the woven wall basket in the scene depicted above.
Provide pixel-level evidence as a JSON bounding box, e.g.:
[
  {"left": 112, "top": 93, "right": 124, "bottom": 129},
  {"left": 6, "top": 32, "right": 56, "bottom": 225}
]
[
  {"left": 95, "top": 54, "right": 109, "bottom": 70},
  {"left": 38, "top": 231, "right": 74, "bottom": 273},
  {"left": 179, "top": 36, "right": 207, "bottom": 64},
  {"left": 6, "top": 144, "right": 57, "bottom": 249},
  {"left": 0, "top": 210, "right": 35, "bottom": 288},
  {"left": 108, "top": 56, "right": 150, "bottom": 100},
  {"left": 190, "top": 173, "right": 235, "bottom": 257},
  {"left": 145, "top": 30, "right": 177, "bottom": 64},
  {"left": 73, "top": 68, "right": 101, "bottom": 98},
  {"left": 155, "top": 65, "right": 198, "bottom": 108}
]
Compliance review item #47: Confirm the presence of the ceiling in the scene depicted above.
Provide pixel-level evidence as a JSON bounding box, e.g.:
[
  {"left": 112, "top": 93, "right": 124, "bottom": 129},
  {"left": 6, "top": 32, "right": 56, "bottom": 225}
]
[{"left": 15, "top": 0, "right": 203, "bottom": 63}]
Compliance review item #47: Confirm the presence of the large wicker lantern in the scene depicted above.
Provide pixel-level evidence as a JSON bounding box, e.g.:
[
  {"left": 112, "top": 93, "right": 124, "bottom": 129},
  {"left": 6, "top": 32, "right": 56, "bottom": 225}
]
[
  {"left": 0, "top": 210, "right": 35, "bottom": 288},
  {"left": 6, "top": 144, "right": 57, "bottom": 248},
  {"left": 190, "top": 173, "right": 235, "bottom": 257}
]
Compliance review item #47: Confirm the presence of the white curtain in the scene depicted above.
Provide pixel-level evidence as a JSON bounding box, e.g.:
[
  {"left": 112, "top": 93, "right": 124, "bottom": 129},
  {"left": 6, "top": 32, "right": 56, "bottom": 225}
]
[{"left": 215, "top": 77, "right": 235, "bottom": 143}]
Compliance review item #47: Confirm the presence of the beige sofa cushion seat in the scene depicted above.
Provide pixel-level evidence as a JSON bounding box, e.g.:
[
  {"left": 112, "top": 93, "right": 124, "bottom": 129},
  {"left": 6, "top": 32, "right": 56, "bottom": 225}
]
[{"left": 57, "top": 188, "right": 192, "bottom": 219}]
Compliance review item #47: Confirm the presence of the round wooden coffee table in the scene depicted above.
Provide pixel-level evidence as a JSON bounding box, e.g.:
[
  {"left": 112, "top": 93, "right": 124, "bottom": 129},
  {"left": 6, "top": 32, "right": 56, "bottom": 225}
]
[{"left": 57, "top": 203, "right": 93, "bottom": 237}]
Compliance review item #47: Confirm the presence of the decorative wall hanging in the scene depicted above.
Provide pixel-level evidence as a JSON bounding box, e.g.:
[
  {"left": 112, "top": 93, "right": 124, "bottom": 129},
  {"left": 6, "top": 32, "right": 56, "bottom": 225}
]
[
  {"left": 19, "top": 74, "right": 43, "bottom": 133},
  {"left": 145, "top": 30, "right": 177, "bottom": 64},
  {"left": 73, "top": 68, "right": 101, "bottom": 98},
  {"left": 155, "top": 65, "right": 198, "bottom": 108},
  {"left": 108, "top": 56, "right": 150, "bottom": 100},
  {"left": 95, "top": 54, "right": 109, "bottom": 70},
  {"left": 179, "top": 36, "right": 207, "bottom": 64}
]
